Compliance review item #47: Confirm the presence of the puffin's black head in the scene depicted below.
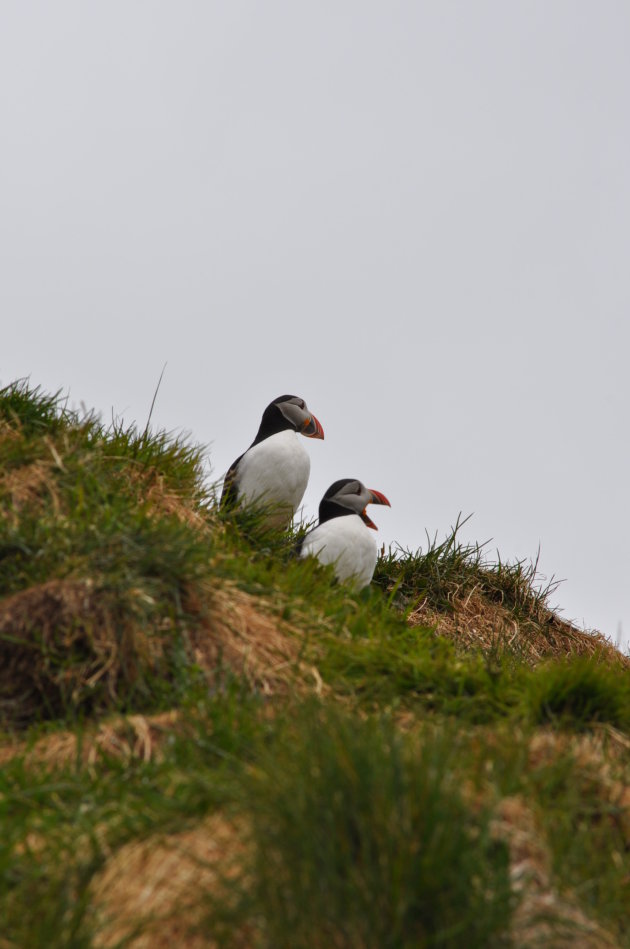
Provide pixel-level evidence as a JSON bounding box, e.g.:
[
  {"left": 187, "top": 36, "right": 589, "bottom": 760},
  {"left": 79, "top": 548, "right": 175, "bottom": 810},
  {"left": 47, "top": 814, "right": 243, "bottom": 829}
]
[
  {"left": 253, "top": 395, "right": 324, "bottom": 445},
  {"left": 319, "top": 478, "right": 391, "bottom": 529}
]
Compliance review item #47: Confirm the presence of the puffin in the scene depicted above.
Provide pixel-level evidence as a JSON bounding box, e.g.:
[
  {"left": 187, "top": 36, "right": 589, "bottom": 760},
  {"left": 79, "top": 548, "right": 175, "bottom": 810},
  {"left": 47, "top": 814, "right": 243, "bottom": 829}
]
[
  {"left": 299, "top": 478, "right": 391, "bottom": 589},
  {"left": 220, "top": 394, "right": 324, "bottom": 528}
]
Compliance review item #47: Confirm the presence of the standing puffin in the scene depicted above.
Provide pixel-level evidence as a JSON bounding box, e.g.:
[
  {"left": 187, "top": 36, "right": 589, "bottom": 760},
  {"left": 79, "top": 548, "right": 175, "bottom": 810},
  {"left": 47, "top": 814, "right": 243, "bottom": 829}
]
[
  {"left": 299, "top": 478, "right": 391, "bottom": 589},
  {"left": 220, "top": 395, "right": 324, "bottom": 528}
]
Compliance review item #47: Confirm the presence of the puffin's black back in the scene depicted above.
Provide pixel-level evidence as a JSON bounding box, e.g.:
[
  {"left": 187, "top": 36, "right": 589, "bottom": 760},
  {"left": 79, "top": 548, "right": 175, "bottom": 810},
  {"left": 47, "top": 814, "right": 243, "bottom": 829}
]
[{"left": 219, "top": 450, "right": 244, "bottom": 509}]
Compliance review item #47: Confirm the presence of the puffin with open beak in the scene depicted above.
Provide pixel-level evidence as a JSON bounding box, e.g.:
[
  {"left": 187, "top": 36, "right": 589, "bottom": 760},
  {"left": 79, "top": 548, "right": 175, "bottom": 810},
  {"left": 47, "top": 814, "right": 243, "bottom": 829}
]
[
  {"left": 220, "top": 395, "right": 324, "bottom": 528},
  {"left": 299, "top": 478, "right": 391, "bottom": 589}
]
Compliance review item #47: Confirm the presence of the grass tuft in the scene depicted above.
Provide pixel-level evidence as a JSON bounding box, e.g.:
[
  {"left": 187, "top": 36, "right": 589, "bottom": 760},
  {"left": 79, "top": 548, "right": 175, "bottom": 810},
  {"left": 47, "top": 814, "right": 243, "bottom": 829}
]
[
  {"left": 374, "top": 514, "right": 559, "bottom": 624},
  {"left": 525, "top": 658, "right": 630, "bottom": 730},
  {"left": 374, "top": 516, "right": 620, "bottom": 667},
  {"left": 0, "top": 379, "right": 71, "bottom": 436},
  {"left": 209, "top": 705, "right": 514, "bottom": 949}
]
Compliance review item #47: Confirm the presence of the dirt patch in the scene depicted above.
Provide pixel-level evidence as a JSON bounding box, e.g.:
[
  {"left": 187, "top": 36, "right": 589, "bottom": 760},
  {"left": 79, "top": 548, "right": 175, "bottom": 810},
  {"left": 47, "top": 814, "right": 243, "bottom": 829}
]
[{"left": 409, "top": 591, "right": 627, "bottom": 667}]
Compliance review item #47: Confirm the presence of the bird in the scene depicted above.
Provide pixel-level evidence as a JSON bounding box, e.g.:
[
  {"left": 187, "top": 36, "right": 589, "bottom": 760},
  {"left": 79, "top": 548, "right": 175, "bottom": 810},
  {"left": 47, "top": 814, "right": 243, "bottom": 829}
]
[
  {"left": 299, "top": 478, "right": 391, "bottom": 589},
  {"left": 220, "top": 394, "right": 324, "bottom": 528}
]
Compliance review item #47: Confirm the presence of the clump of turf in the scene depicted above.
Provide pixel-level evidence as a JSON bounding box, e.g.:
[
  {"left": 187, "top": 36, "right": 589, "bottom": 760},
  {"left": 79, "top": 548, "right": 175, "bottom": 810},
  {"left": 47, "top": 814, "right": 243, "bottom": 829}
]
[
  {"left": 374, "top": 516, "right": 623, "bottom": 666},
  {"left": 0, "top": 380, "right": 213, "bottom": 724}
]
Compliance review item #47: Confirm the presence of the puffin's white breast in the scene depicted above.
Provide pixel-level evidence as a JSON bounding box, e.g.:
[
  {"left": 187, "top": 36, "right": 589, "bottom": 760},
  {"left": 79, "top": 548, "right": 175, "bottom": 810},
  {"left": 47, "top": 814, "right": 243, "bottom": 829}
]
[
  {"left": 300, "top": 514, "right": 378, "bottom": 590},
  {"left": 235, "top": 430, "right": 310, "bottom": 525}
]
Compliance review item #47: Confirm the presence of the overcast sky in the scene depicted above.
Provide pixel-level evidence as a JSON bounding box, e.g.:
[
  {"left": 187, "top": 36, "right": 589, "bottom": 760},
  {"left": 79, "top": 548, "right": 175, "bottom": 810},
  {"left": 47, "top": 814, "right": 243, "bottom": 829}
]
[{"left": 2, "top": 2, "right": 629, "bottom": 648}]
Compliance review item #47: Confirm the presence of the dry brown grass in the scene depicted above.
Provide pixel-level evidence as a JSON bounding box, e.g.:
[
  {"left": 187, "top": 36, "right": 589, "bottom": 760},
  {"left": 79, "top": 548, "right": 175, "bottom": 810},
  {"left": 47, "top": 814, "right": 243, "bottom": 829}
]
[
  {"left": 0, "top": 425, "right": 206, "bottom": 531},
  {"left": 0, "top": 709, "right": 190, "bottom": 770},
  {"left": 0, "top": 419, "right": 23, "bottom": 445},
  {"left": 0, "top": 578, "right": 168, "bottom": 726},
  {"left": 0, "top": 571, "right": 322, "bottom": 728},
  {"left": 0, "top": 459, "right": 56, "bottom": 524},
  {"left": 187, "top": 580, "right": 325, "bottom": 698},
  {"left": 91, "top": 814, "right": 245, "bottom": 949},
  {"left": 409, "top": 591, "right": 627, "bottom": 667},
  {"left": 135, "top": 468, "right": 211, "bottom": 531}
]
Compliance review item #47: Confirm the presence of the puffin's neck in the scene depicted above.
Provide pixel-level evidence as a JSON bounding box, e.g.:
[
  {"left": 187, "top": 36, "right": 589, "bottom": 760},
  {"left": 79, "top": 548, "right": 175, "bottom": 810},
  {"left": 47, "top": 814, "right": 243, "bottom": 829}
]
[
  {"left": 251, "top": 406, "right": 294, "bottom": 447},
  {"left": 318, "top": 499, "right": 356, "bottom": 525}
]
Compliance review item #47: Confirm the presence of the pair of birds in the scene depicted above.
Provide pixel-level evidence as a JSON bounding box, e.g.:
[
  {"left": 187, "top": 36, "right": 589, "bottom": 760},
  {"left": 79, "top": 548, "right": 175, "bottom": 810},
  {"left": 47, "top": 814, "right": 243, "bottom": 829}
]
[{"left": 220, "top": 394, "right": 390, "bottom": 589}]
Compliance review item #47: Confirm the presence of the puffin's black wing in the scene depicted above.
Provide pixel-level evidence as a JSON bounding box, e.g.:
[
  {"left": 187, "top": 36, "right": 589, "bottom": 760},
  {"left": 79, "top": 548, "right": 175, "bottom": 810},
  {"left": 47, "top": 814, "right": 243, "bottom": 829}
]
[
  {"left": 220, "top": 453, "right": 244, "bottom": 510},
  {"left": 295, "top": 524, "right": 315, "bottom": 556}
]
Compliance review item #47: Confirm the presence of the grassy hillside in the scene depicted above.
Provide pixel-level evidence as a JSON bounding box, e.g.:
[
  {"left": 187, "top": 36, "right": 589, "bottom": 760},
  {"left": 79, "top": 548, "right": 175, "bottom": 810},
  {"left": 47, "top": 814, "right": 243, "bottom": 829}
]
[{"left": 1, "top": 380, "right": 629, "bottom": 948}]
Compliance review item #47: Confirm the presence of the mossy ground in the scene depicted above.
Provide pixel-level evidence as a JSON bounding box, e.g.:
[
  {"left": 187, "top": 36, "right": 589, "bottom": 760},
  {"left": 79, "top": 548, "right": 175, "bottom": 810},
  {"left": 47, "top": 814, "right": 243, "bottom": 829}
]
[{"left": 1, "top": 381, "right": 629, "bottom": 947}]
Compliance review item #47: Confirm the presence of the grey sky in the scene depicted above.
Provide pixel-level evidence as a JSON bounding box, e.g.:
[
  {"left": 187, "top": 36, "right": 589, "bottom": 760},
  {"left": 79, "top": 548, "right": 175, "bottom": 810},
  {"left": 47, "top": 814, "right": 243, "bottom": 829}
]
[{"left": 2, "top": 2, "right": 629, "bottom": 646}]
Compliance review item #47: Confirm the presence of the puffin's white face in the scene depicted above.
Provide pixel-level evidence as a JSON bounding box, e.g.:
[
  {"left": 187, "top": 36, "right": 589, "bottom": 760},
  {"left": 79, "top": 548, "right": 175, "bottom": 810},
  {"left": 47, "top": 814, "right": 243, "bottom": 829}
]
[
  {"left": 328, "top": 479, "right": 391, "bottom": 529},
  {"left": 277, "top": 397, "right": 324, "bottom": 439},
  {"left": 329, "top": 479, "right": 373, "bottom": 516}
]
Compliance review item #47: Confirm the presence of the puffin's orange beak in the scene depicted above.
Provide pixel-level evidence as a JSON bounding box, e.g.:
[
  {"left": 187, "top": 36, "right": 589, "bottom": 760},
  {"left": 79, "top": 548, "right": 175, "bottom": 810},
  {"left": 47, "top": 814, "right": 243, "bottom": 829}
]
[
  {"left": 368, "top": 489, "right": 391, "bottom": 507},
  {"left": 302, "top": 414, "right": 324, "bottom": 439},
  {"left": 361, "top": 509, "right": 378, "bottom": 530},
  {"left": 361, "top": 489, "right": 391, "bottom": 529}
]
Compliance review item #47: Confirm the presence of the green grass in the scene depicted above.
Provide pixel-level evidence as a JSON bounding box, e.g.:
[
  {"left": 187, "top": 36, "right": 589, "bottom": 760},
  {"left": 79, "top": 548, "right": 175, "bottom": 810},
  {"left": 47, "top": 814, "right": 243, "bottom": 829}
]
[
  {"left": 0, "top": 701, "right": 516, "bottom": 949},
  {"left": 2, "top": 701, "right": 627, "bottom": 946},
  {"left": 525, "top": 657, "right": 630, "bottom": 730},
  {"left": 374, "top": 514, "right": 560, "bottom": 625},
  {"left": 0, "top": 380, "right": 213, "bottom": 724},
  {"left": 533, "top": 748, "right": 630, "bottom": 940},
  {"left": 317, "top": 620, "right": 630, "bottom": 730},
  {"left": 0, "top": 380, "right": 71, "bottom": 437},
  {"left": 209, "top": 705, "right": 514, "bottom": 949},
  {"left": 1, "top": 381, "right": 628, "bottom": 733},
  {"left": 0, "top": 692, "right": 629, "bottom": 946},
  {"left": 1, "top": 379, "right": 629, "bottom": 946},
  {"left": 0, "top": 683, "right": 267, "bottom": 948}
]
